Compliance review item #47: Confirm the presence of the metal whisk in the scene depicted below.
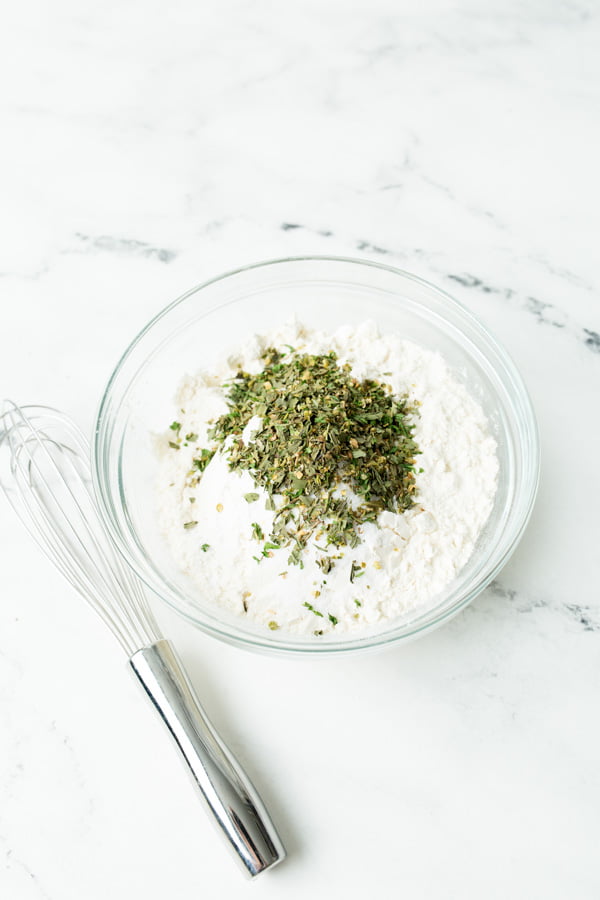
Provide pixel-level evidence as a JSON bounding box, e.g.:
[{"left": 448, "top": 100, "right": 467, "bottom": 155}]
[{"left": 0, "top": 401, "right": 285, "bottom": 878}]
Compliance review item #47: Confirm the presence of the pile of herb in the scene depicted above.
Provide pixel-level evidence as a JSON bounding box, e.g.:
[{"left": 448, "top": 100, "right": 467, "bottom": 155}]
[{"left": 188, "top": 346, "right": 421, "bottom": 567}]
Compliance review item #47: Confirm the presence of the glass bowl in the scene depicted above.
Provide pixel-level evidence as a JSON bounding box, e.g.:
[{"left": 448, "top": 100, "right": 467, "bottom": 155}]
[{"left": 93, "top": 256, "right": 539, "bottom": 655}]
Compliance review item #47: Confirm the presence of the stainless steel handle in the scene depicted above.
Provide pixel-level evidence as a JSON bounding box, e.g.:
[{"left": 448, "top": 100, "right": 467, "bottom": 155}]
[{"left": 129, "top": 639, "right": 285, "bottom": 877}]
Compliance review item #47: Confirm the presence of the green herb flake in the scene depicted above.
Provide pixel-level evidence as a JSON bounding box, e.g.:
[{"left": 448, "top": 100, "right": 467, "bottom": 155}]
[
  {"left": 350, "top": 560, "right": 365, "bottom": 583},
  {"left": 199, "top": 342, "right": 420, "bottom": 569},
  {"left": 200, "top": 543, "right": 210, "bottom": 552},
  {"left": 183, "top": 520, "right": 198, "bottom": 529},
  {"left": 251, "top": 522, "right": 264, "bottom": 541},
  {"left": 169, "top": 421, "right": 181, "bottom": 432},
  {"left": 316, "top": 555, "right": 334, "bottom": 574},
  {"left": 354, "top": 599, "right": 362, "bottom": 607},
  {"left": 303, "top": 601, "right": 324, "bottom": 618},
  {"left": 185, "top": 432, "right": 198, "bottom": 442},
  {"left": 268, "top": 621, "right": 279, "bottom": 631},
  {"left": 168, "top": 441, "right": 180, "bottom": 450},
  {"left": 192, "top": 448, "right": 215, "bottom": 473},
  {"left": 328, "top": 614, "right": 338, "bottom": 626}
]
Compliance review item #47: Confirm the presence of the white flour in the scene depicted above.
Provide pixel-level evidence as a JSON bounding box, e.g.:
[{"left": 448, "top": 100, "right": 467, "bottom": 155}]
[{"left": 156, "top": 321, "right": 498, "bottom": 636}]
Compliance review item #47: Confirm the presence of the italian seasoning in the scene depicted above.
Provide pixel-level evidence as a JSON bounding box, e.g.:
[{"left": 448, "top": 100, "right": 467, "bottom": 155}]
[{"left": 183, "top": 345, "right": 421, "bottom": 567}]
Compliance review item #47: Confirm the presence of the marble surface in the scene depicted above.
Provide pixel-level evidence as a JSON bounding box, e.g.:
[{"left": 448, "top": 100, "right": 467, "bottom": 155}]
[{"left": 1, "top": 1, "right": 599, "bottom": 897}]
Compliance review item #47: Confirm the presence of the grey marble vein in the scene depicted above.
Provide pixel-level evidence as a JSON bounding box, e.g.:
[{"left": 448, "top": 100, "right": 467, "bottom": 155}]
[
  {"left": 74, "top": 233, "right": 176, "bottom": 263},
  {"left": 565, "top": 604, "right": 600, "bottom": 633},
  {"left": 0, "top": 836, "right": 53, "bottom": 900},
  {"left": 489, "top": 580, "right": 600, "bottom": 632},
  {"left": 447, "top": 272, "right": 599, "bottom": 354}
]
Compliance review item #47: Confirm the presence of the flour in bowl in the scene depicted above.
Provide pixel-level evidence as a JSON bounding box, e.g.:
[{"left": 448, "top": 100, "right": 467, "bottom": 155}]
[{"left": 156, "top": 321, "right": 498, "bottom": 636}]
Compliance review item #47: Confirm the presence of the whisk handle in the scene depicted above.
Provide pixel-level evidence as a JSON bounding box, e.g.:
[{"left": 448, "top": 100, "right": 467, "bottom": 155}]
[{"left": 129, "top": 639, "right": 285, "bottom": 878}]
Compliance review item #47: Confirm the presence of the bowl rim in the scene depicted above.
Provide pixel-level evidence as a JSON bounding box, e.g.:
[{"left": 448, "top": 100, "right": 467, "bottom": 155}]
[{"left": 93, "top": 254, "right": 540, "bottom": 656}]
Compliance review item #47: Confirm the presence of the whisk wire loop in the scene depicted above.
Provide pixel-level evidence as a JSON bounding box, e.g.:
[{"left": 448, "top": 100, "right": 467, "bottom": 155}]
[{"left": 0, "top": 401, "right": 161, "bottom": 655}]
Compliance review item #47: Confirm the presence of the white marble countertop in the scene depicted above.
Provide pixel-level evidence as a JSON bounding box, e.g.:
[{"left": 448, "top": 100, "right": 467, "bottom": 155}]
[{"left": 1, "top": 2, "right": 599, "bottom": 897}]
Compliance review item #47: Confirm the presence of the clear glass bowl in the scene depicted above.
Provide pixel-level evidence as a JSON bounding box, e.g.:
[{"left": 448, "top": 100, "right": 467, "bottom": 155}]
[{"left": 93, "top": 257, "right": 539, "bottom": 655}]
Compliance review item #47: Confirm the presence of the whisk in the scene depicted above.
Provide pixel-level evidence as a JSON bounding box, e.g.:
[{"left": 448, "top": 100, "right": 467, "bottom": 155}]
[{"left": 0, "top": 401, "right": 285, "bottom": 878}]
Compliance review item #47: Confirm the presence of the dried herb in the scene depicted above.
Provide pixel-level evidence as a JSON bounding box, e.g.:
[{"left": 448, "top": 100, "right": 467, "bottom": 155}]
[
  {"left": 183, "top": 520, "right": 198, "bottom": 529},
  {"left": 201, "top": 543, "right": 210, "bottom": 552},
  {"left": 192, "top": 448, "right": 215, "bottom": 473},
  {"left": 303, "top": 601, "right": 324, "bottom": 618},
  {"left": 172, "top": 343, "right": 421, "bottom": 568},
  {"left": 316, "top": 556, "right": 334, "bottom": 574},
  {"left": 350, "top": 560, "right": 364, "bottom": 582}
]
